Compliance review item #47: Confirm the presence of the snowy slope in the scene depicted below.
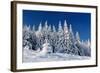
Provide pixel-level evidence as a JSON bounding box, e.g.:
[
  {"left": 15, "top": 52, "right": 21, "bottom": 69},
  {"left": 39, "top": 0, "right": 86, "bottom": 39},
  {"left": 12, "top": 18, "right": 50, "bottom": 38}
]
[{"left": 22, "top": 48, "right": 90, "bottom": 63}]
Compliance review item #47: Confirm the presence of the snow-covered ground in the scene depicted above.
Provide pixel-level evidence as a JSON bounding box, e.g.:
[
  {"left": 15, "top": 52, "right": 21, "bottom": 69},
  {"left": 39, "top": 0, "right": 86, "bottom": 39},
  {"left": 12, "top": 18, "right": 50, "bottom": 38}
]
[{"left": 22, "top": 48, "right": 90, "bottom": 63}]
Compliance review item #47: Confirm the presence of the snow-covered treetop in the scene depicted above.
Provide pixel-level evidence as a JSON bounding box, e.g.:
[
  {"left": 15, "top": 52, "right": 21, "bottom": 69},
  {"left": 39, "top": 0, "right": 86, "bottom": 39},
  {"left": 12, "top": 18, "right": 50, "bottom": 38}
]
[
  {"left": 48, "top": 24, "right": 52, "bottom": 32},
  {"left": 87, "top": 39, "right": 91, "bottom": 47},
  {"left": 32, "top": 25, "right": 35, "bottom": 31},
  {"left": 69, "top": 24, "right": 72, "bottom": 33},
  {"left": 58, "top": 21, "right": 63, "bottom": 32},
  {"left": 76, "top": 32, "right": 80, "bottom": 43},
  {"left": 53, "top": 25, "right": 56, "bottom": 32},
  {"left": 45, "top": 21, "right": 48, "bottom": 29},
  {"left": 23, "top": 25, "right": 31, "bottom": 31},
  {"left": 64, "top": 20, "right": 68, "bottom": 34},
  {"left": 38, "top": 22, "right": 42, "bottom": 32}
]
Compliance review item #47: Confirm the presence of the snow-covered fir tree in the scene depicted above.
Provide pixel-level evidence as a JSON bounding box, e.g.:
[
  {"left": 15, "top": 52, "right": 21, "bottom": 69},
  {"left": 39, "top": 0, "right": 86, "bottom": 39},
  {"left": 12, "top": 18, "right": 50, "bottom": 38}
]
[{"left": 23, "top": 20, "right": 91, "bottom": 57}]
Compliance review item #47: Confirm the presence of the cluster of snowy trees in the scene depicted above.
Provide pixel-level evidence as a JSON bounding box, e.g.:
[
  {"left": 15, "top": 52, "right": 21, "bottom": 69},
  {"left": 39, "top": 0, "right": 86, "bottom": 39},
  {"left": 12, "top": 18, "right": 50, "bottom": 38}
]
[{"left": 23, "top": 20, "right": 91, "bottom": 56}]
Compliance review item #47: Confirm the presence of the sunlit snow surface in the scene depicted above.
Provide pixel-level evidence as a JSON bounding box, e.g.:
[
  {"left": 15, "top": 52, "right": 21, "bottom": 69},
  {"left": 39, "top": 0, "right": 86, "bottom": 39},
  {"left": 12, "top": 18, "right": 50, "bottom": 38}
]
[{"left": 22, "top": 47, "right": 90, "bottom": 63}]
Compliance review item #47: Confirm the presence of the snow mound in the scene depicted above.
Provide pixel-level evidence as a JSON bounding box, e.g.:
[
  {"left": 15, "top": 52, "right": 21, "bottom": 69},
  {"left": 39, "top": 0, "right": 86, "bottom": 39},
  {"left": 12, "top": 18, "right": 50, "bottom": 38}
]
[{"left": 22, "top": 48, "right": 90, "bottom": 63}]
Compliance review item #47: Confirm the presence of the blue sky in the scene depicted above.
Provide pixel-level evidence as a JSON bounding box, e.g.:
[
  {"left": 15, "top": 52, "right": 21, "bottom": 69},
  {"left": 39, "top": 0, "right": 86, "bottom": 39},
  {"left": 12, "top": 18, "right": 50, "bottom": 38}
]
[{"left": 23, "top": 10, "right": 91, "bottom": 41}]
